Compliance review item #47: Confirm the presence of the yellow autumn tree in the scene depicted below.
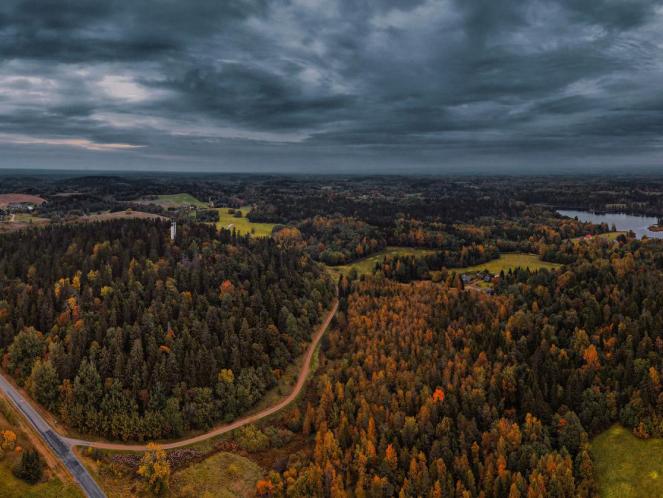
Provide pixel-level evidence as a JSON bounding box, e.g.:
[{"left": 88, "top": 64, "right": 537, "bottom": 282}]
[
  {"left": 1, "top": 430, "right": 16, "bottom": 450},
  {"left": 138, "top": 443, "right": 170, "bottom": 495}
]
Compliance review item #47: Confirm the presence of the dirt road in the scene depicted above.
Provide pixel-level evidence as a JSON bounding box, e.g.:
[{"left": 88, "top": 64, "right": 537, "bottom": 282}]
[{"left": 64, "top": 298, "right": 339, "bottom": 451}]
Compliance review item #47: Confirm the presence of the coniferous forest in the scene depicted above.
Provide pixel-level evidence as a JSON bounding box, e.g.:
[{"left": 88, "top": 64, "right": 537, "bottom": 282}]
[
  {"left": 269, "top": 237, "right": 663, "bottom": 497},
  {"left": 0, "top": 220, "right": 334, "bottom": 440}
]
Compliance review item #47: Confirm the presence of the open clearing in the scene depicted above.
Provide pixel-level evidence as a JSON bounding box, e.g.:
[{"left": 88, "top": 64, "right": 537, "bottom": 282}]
[
  {"left": 171, "top": 451, "right": 261, "bottom": 497},
  {"left": 78, "top": 210, "right": 167, "bottom": 222},
  {"left": 458, "top": 252, "right": 562, "bottom": 274},
  {"left": 0, "top": 214, "right": 49, "bottom": 233},
  {"left": 572, "top": 231, "right": 626, "bottom": 242},
  {"left": 0, "top": 194, "right": 46, "bottom": 207},
  {"left": 80, "top": 449, "right": 261, "bottom": 498},
  {"left": 327, "top": 246, "right": 438, "bottom": 277},
  {"left": 215, "top": 207, "right": 276, "bottom": 237},
  {"left": 591, "top": 425, "right": 663, "bottom": 498},
  {"left": 137, "top": 193, "right": 208, "bottom": 209}
]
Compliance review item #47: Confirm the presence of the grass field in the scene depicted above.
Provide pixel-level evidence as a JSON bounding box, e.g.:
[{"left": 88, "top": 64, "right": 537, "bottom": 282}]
[
  {"left": 215, "top": 207, "right": 276, "bottom": 237},
  {"left": 78, "top": 210, "right": 166, "bottom": 222},
  {"left": 0, "top": 213, "right": 50, "bottom": 233},
  {"left": 591, "top": 425, "right": 663, "bottom": 498},
  {"left": 459, "top": 252, "right": 562, "bottom": 274},
  {"left": 158, "top": 193, "right": 207, "bottom": 208},
  {"left": 327, "top": 246, "right": 438, "bottom": 277},
  {"left": 0, "top": 466, "right": 80, "bottom": 498},
  {"left": 171, "top": 452, "right": 262, "bottom": 497},
  {"left": 137, "top": 193, "right": 208, "bottom": 209},
  {"left": 572, "top": 231, "right": 626, "bottom": 242},
  {"left": 79, "top": 449, "right": 261, "bottom": 498}
]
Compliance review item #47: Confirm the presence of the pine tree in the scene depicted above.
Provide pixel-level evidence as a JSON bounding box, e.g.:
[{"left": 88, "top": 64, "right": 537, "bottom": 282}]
[
  {"left": 13, "top": 449, "right": 43, "bottom": 484},
  {"left": 28, "top": 359, "right": 60, "bottom": 410}
]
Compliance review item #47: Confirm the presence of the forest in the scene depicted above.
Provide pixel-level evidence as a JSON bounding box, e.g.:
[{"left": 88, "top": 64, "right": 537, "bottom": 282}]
[
  {"left": 2, "top": 173, "right": 663, "bottom": 497},
  {"left": 0, "top": 219, "right": 334, "bottom": 440},
  {"left": 263, "top": 234, "right": 663, "bottom": 497}
]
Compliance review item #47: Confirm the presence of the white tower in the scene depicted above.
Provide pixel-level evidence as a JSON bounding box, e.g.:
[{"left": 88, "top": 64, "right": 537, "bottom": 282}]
[{"left": 170, "top": 220, "right": 177, "bottom": 241}]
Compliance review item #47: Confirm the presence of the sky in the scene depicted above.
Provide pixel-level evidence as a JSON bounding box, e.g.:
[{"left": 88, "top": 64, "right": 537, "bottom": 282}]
[{"left": 1, "top": 0, "right": 663, "bottom": 173}]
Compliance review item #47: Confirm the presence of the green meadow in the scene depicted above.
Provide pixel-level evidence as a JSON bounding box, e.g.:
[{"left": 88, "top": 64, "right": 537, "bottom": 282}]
[
  {"left": 459, "top": 252, "right": 562, "bottom": 274},
  {"left": 591, "top": 425, "right": 663, "bottom": 498},
  {"left": 215, "top": 207, "right": 276, "bottom": 237},
  {"left": 326, "top": 246, "right": 437, "bottom": 277}
]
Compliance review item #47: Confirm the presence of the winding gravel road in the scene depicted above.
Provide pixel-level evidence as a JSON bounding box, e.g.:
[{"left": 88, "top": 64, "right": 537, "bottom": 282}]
[
  {"left": 0, "top": 297, "right": 338, "bottom": 498},
  {"left": 67, "top": 299, "right": 338, "bottom": 451}
]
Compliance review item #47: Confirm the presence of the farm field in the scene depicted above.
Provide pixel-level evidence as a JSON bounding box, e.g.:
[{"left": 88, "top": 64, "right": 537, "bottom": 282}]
[
  {"left": 215, "top": 207, "right": 276, "bottom": 237},
  {"left": 137, "top": 193, "right": 207, "bottom": 209},
  {"left": 459, "top": 252, "right": 562, "bottom": 274},
  {"left": 0, "top": 213, "right": 49, "bottom": 233},
  {"left": 0, "top": 193, "right": 46, "bottom": 207},
  {"left": 591, "top": 425, "right": 663, "bottom": 498},
  {"left": 78, "top": 210, "right": 167, "bottom": 222},
  {"left": 327, "top": 246, "right": 437, "bottom": 277}
]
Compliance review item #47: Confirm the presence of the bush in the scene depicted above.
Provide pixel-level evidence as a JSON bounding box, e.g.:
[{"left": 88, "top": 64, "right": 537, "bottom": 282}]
[
  {"left": 235, "top": 425, "right": 270, "bottom": 452},
  {"left": 13, "top": 449, "right": 43, "bottom": 484},
  {"left": 1, "top": 430, "right": 16, "bottom": 451},
  {"left": 227, "top": 463, "right": 240, "bottom": 478},
  {"left": 264, "top": 426, "right": 295, "bottom": 448}
]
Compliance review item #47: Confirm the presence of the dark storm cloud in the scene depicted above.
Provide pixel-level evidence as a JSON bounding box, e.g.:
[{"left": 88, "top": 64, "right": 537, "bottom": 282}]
[{"left": 1, "top": 0, "right": 663, "bottom": 172}]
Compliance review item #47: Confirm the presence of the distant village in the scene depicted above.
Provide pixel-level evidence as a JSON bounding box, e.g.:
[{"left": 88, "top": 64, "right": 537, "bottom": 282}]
[{"left": 0, "top": 196, "right": 45, "bottom": 222}]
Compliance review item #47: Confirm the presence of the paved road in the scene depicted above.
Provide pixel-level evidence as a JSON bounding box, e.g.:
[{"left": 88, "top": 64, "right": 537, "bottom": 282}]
[
  {"left": 0, "top": 374, "right": 106, "bottom": 498},
  {"left": 0, "top": 299, "right": 337, "bottom": 462}
]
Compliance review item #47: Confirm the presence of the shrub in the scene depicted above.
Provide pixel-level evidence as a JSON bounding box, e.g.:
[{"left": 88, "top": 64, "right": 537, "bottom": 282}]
[
  {"left": 235, "top": 425, "right": 270, "bottom": 452},
  {"left": 13, "top": 449, "right": 43, "bottom": 484},
  {"left": 1, "top": 430, "right": 17, "bottom": 451}
]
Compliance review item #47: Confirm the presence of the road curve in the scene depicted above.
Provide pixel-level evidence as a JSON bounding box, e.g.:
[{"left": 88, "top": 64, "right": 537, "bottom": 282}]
[
  {"left": 66, "top": 298, "right": 339, "bottom": 451},
  {"left": 0, "top": 374, "right": 106, "bottom": 498}
]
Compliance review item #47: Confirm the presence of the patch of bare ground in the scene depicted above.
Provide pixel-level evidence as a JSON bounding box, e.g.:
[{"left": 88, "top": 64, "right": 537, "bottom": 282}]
[{"left": 0, "top": 193, "right": 46, "bottom": 207}]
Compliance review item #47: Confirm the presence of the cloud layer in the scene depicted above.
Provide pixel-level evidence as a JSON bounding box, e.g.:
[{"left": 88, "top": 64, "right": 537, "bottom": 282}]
[{"left": 1, "top": 0, "right": 663, "bottom": 172}]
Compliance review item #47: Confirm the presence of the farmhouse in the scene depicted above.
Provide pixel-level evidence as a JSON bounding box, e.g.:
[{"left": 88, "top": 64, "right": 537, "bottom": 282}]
[{"left": 7, "top": 202, "right": 36, "bottom": 212}]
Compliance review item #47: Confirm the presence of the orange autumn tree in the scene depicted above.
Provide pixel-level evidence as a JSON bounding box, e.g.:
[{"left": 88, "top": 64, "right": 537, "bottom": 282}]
[
  {"left": 385, "top": 444, "right": 398, "bottom": 470},
  {"left": 256, "top": 479, "right": 275, "bottom": 497}
]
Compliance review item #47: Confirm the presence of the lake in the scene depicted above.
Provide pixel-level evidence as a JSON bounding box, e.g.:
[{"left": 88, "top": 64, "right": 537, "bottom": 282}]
[{"left": 558, "top": 209, "right": 663, "bottom": 239}]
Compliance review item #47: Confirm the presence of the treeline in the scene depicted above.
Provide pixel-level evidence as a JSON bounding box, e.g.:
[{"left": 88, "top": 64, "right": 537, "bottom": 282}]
[
  {"left": 0, "top": 220, "right": 334, "bottom": 441},
  {"left": 266, "top": 238, "right": 663, "bottom": 496},
  {"left": 375, "top": 244, "right": 499, "bottom": 282},
  {"left": 285, "top": 205, "right": 602, "bottom": 270},
  {"left": 249, "top": 191, "right": 525, "bottom": 227},
  {"left": 298, "top": 216, "right": 386, "bottom": 265}
]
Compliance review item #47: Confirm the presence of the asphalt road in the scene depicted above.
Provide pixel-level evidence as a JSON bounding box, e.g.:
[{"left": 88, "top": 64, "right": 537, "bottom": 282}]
[
  {"left": 0, "top": 297, "right": 337, "bottom": 497},
  {"left": 0, "top": 374, "right": 106, "bottom": 498}
]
